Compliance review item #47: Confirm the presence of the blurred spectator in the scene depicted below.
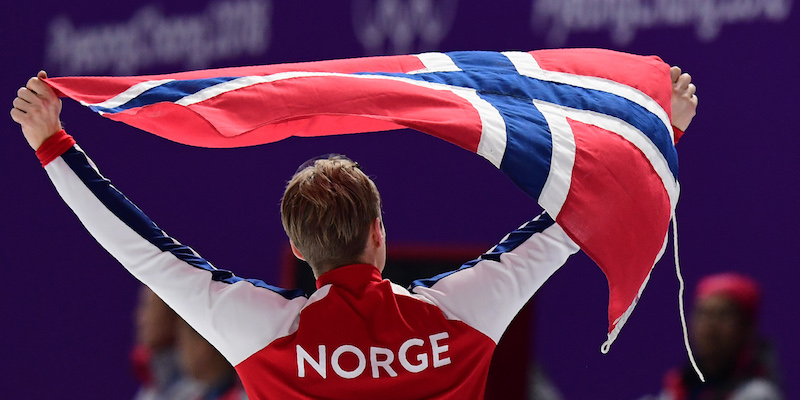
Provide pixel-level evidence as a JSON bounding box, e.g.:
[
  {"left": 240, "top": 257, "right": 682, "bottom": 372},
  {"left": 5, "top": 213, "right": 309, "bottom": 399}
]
[
  {"left": 175, "top": 318, "right": 248, "bottom": 400},
  {"left": 647, "top": 272, "right": 783, "bottom": 400},
  {"left": 132, "top": 286, "right": 203, "bottom": 400}
]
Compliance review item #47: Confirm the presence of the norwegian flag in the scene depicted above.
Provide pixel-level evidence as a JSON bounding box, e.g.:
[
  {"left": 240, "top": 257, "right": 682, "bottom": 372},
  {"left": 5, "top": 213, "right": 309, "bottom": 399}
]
[{"left": 46, "top": 48, "right": 680, "bottom": 352}]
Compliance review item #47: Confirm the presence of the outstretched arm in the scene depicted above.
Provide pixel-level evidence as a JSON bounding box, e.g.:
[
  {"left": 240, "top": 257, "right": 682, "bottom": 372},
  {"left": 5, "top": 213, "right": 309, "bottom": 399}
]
[
  {"left": 409, "top": 212, "right": 579, "bottom": 344},
  {"left": 11, "top": 73, "right": 308, "bottom": 367}
]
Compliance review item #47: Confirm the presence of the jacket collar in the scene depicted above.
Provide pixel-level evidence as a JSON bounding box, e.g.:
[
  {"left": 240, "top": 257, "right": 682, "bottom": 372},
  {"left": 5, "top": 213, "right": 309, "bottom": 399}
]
[{"left": 315, "top": 264, "right": 382, "bottom": 290}]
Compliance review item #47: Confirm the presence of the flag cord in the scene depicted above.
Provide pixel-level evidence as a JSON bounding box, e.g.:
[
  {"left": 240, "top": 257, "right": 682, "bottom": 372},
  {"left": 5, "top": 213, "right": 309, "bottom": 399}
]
[{"left": 673, "top": 214, "right": 705, "bottom": 382}]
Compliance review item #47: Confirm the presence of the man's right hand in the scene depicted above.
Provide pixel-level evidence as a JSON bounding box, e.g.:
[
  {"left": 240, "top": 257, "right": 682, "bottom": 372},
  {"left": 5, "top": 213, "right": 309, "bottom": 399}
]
[{"left": 10, "top": 71, "right": 63, "bottom": 150}]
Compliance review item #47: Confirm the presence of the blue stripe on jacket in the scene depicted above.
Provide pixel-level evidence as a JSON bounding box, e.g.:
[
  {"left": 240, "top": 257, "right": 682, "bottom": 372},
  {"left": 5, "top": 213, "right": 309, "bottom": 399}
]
[
  {"left": 410, "top": 212, "right": 556, "bottom": 290},
  {"left": 59, "top": 146, "right": 306, "bottom": 300}
]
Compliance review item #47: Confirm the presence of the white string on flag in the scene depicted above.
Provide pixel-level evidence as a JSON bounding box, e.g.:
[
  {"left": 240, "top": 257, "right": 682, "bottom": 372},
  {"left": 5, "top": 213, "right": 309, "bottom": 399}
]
[{"left": 673, "top": 213, "right": 705, "bottom": 382}]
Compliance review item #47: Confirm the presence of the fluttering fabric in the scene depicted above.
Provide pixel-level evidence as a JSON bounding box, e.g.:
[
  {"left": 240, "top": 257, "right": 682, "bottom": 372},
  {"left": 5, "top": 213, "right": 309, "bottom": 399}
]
[{"left": 46, "top": 48, "right": 680, "bottom": 352}]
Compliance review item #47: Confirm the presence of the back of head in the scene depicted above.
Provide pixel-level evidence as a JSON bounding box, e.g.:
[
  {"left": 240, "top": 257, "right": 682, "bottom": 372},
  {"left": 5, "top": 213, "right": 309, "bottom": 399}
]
[{"left": 281, "top": 155, "right": 381, "bottom": 275}]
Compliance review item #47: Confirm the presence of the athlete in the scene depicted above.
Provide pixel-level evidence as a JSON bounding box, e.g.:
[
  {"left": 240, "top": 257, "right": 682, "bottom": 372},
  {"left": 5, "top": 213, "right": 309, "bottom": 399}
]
[{"left": 11, "top": 68, "right": 696, "bottom": 399}]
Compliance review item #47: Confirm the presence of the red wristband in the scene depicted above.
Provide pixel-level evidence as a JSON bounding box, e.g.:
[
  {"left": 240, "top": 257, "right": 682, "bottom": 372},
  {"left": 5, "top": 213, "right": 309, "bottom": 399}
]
[
  {"left": 36, "top": 129, "right": 76, "bottom": 167},
  {"left": 672, "top": 126, "right": 684, "bottom": 145}
]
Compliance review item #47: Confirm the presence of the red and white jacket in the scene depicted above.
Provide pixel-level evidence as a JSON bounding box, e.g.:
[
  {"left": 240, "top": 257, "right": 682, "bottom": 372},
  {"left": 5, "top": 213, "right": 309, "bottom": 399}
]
[{"left": 39, "top": 130, "right": 579, "bottom": 399}]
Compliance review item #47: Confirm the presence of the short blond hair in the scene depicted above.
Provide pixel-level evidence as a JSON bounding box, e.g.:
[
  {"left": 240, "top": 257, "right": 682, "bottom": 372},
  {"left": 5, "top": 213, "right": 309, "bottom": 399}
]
[{"left": 281, "top": 155, "right": 381, "bottom": 274}]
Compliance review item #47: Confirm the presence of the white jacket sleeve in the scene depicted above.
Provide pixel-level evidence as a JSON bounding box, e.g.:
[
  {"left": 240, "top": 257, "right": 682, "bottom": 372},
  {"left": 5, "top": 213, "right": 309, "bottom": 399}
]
[
  {"left": 42, "top": 139, "right": 308, "bottom": 366},
  {"left": 409, "top": 212, "right": 579, "bottom": 343}
]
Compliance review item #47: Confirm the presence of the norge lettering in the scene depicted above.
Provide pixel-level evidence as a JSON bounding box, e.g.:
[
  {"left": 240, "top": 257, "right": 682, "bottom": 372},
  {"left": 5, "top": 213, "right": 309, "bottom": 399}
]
[{"left": 297, "top": 332, "right": 451, "bottom": 379}]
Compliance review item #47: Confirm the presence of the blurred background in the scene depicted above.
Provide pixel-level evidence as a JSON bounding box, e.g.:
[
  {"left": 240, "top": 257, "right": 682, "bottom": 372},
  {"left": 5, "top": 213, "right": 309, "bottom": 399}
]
[{"left": 1, "top": 0, "right": 797, "bottom": 398}]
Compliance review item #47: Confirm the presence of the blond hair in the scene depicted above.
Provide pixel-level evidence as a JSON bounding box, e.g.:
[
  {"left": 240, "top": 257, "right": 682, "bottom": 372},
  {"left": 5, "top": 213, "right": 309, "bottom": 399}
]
[{"left": 281, "top": 155, "right": 381, "bottom": 274}]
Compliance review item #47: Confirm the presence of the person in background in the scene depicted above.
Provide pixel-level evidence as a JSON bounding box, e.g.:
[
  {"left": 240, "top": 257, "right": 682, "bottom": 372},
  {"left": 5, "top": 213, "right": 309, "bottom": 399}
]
[
  {"left": 657, "top": 272, "right": 783, "bottom": 400},
  {"left": 175, "top": 318, "right": 248, "bottom": 400},
  {"left": 133, "top": 285, "right": 203, "bottom": 400}
]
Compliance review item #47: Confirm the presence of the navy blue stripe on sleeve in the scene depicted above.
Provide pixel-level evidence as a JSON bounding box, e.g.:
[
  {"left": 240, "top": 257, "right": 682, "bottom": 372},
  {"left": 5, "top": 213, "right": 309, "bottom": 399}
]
[
  {"left": 409, "top": 212, "right": 556, "bottom": 290},
  {"left": 60, "top": 146, "right": 306, "bottom": 300}
]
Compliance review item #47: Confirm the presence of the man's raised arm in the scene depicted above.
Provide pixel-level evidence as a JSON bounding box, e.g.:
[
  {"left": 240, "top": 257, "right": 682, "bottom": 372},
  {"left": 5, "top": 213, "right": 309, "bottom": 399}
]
[
  {"left": 409, "top": 212, "right": 580, "bottom": 344},
  {"left": 10, "top": 73, "right": 309, "bottom": 368}
]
